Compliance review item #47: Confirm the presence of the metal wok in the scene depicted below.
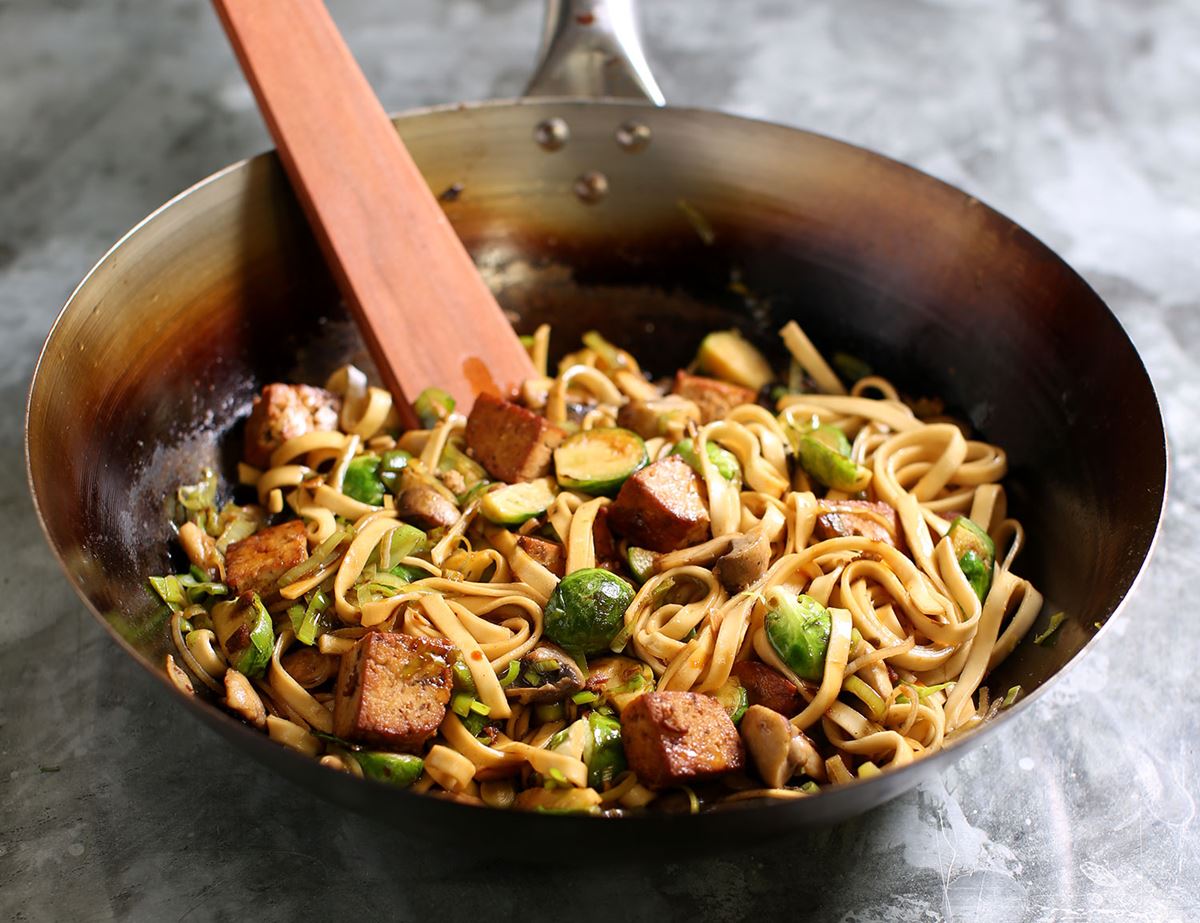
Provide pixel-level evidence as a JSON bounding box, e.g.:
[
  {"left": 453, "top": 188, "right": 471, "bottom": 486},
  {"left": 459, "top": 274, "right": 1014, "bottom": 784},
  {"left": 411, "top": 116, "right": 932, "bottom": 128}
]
[{"left": 24, "top": 0, "right": 1166, "bottom": 847}]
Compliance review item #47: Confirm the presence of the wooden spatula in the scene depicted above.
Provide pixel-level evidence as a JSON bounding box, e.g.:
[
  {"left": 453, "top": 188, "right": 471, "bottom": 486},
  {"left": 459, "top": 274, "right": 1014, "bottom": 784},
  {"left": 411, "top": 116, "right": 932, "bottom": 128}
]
[{"left": 212, "top": 0, "right": 536, "bottom": 428}]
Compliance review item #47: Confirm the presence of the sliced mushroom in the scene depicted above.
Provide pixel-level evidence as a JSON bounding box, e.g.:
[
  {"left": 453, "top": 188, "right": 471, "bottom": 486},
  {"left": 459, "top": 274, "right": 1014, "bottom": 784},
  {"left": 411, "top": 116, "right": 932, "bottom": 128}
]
[
  {"left": 715, "top": 529, "right": 771, "bottom": 592},
  {"left": 789, "top": 729, "right": 827, "bottom": 782},
  {"left": 740, "top": 704, "right": 826, "bottom": 789},
  {"left": 223, "top": 669, "right": 267, "bottom": 729},
  {"left": 281, "top": 647, "right": 337, "bottom": 689},
  {"left": 165, "top": 654, "right": 194, "bottom": 696},
  {"left": 740, "top": 705, "right": 793, "bottom": 788},
  {"left": 505, "top": 643, "right": 584, "bottom": 704},
  {"left": 616, "top": 394, "right": 702, "bottom": 441},
  {"left": 396, "top": 485, "right": 460, "bottom": 529},
  {"left": 178, "top": 521, "right": 222, "bottom": 577},
  {"left": 584, "top": 655, "right": 655, "bottom": 714}
]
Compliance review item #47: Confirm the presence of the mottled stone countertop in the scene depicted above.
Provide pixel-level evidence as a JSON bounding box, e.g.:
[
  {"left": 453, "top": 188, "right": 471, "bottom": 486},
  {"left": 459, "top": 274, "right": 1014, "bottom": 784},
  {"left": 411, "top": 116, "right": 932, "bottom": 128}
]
[{"left": 2, "top": 1, "right": 1197, "bottom": 920}]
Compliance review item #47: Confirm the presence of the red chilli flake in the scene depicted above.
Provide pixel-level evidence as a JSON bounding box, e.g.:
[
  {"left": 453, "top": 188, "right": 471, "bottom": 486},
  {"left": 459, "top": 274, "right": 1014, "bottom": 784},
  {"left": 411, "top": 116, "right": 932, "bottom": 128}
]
[{"left": 470, "top": 651, "right": 484, "bottom": 661}]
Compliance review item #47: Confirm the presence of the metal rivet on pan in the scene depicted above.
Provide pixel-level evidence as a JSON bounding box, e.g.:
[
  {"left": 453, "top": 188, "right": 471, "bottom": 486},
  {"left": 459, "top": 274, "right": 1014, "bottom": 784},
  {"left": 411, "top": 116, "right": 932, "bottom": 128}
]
[
  {"left": 534, "top": 117, "right": 570, "bottom": 151},
  {"left": 615, "top": 120, "right": 651, "bottom": 152},
  {"left": 573, "top": 171, "right": 609, "bottom": 204}
]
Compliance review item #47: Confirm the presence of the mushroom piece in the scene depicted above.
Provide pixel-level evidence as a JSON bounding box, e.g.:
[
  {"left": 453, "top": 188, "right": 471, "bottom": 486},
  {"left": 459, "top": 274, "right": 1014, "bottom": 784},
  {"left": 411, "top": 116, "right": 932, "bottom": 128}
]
[
  {"left": 396, "top": 485, "right": 460, "bottom": 529},
  {"left": 505, "top": 643, "right": 585, "bottom": 704},
  {"left": 715, "top": 529, "right": 771, "bottom": 592},
  {"left": 281, "top": 647, "right": 337, "bottom": 689},
  {"left": 739, "top": 704, "right": 824, "bottom": 788},
  {"left": 584, "top": 655, "right": 655, "bottom": 714},
  {"left": 224, "top": 669, "right": 267, "bottom": 729},
  {"left": 164, "top": 654, "right": 194, "bottom": 696}
]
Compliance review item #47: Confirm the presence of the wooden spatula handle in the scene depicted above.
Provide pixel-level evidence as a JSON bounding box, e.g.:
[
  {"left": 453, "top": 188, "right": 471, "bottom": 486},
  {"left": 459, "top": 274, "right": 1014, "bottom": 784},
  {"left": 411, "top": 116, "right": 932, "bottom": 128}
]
[{"left": 212, "top": 0, "right": 536, "bottom": 426}]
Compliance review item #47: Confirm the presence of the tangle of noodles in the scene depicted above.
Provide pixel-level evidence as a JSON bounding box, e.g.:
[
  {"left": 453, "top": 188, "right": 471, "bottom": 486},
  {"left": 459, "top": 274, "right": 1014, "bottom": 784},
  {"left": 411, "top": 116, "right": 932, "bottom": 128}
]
[{"left": 155, "top": 323, "right": 1049, "bottom": 814}]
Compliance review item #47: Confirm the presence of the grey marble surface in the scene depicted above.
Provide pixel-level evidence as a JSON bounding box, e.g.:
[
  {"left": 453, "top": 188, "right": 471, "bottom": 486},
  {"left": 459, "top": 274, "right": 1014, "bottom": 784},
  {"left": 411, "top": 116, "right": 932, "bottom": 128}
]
[{"left": 2, "top": 0, "right": 1197, "bottom": 920}]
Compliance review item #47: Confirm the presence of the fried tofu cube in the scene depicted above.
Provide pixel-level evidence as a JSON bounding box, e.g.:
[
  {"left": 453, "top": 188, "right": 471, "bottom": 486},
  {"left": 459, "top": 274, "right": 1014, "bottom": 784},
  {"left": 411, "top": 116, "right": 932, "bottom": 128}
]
[
  {"left": 622, "top": 691, "right": 744, "bottom": 789},
  {"left": 333, "top": 632, "right": 454, "bottom": 752},
  {"left": 608, "top": 456, "right": 710, "bottom": 553},
  {"left": 517, "top": 534, "right": 566, "bottom": 577},
  {"left": 243, "top": 383, "right": 341, "bottom": 469},
  {"left": 671, "top": 371, "right": 757, "bottom": 423},
  {"left": 815, "top": 499, "right": 902, "bottom": 549},
  {"left": 465, "top": 393, "right": 566, "bottom": 483},
  {"left": 730, "top": 661, "right": 804, "bottom": 717},
  {"left": 224, "top": 520, "right": 309, "bottom": 599}
]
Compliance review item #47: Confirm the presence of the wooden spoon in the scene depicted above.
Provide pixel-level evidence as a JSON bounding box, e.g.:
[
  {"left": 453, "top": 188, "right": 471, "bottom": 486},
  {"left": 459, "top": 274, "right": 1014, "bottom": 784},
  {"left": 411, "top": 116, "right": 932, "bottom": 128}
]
[{"left": 212, "top": 0, "right": 536, "bottom": 428}]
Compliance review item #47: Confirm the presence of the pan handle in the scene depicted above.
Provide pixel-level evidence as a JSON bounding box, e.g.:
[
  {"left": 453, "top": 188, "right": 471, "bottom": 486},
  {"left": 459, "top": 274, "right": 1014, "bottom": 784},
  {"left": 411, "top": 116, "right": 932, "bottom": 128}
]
[{"left": 524, "top": 0, "right": 665, "bottom": 105}]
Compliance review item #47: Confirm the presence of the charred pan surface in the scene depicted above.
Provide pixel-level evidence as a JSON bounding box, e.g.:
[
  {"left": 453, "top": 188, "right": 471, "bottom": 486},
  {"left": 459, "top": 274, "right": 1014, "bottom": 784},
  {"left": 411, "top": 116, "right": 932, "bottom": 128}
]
[
  {"left": 465, "top": 393, "right": 565, "bottom": 483},
  {"left": 333, "top": 632, "right": 454, "bottom": 753},
  {"left": 622, "top": 691, "right": 744, "bottom": 789},
  {"left": 608, "top": 456, "right": 710, "bottom": 552},
  {"left": 224, "top": 520, "right": 309, "bottom": 599},
  {"left": 243, "top": 383, "right": 341, "bottom": 469}
]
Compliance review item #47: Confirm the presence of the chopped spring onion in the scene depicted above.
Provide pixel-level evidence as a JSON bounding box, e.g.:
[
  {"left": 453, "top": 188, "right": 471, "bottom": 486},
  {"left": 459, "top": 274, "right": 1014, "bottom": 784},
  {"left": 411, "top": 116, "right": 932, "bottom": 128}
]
[
  {"left": 452, "top": 659, "right": 477, "bottom": 693},
  {"left": 680, "top": 785, "right": 701, "bottom": 815},
  {"left": 498, "top": 661, "right": 520, "bottom": 687},
  {"left": 571, "top": 691, "right": 599, "bottom": 705},
  {"left": 799, "top": 780, "right": 820, "bottom": 794},
  {"left": 895, "top": 681, "right": 954, "bottom": 705},
  {"left": 1003, "top": 685, "right": 1022, "bottom": 707},
  {"left": 468, "top": 699, "right": 491, "bottom": 717},
  {"left": 534, "top": 702, "right": 565, "bottom": 723},
  {"left": 450, "top": 692, "right": 474, "bottom": 718},
  {"left": 547, "top": 767, "right": 569, "bottom": 786},
  {"left": 1034, "top": 612, "right": 1068, "bottom": 647},
  {"left": 177, "top": 469, "right": 217, "bottom": 512}
]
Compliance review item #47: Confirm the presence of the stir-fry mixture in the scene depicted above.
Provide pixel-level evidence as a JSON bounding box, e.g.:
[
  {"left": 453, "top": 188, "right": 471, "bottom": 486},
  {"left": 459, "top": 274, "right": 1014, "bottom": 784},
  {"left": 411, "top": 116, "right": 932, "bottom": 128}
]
[{"left": 154, "top": 321, "right": 1044, "bottom": 814}]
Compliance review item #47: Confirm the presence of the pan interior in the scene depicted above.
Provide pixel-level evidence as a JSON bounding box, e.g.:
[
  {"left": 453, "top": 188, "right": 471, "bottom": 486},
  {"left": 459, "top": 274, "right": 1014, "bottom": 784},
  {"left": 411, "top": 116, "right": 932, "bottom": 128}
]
[{"left": 26, "top": 101, "right": 1165, "bottom": 812}]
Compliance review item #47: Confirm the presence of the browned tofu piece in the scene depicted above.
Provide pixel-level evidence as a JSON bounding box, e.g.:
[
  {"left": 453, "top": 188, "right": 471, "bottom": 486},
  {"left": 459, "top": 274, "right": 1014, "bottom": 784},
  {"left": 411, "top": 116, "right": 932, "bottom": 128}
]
[
  {"left": 465, "top": 393, "right": 565, "bottom": 483},
  {"left": 731, "top": 661, "right": 804, "bottom": 717},
  {"left": 517, "top": 534, "right": 566, "bottom": 577},
  {"left": 608, "top": 456, "right": 710, "bottom": 553},
  {"left": 672, "top": 371, "right": 757, "bottom": 423},
  {"left": 224, "top": 520, "right": 309, "bottom": 599},
  {"left": 243, "top": 383, "right": 341, "bottom": 469},
  {"left": 815, "top": 499, "right": 903, "bottom": 549},
  {"left": 333, "top": 632, "right": 454, "bottom": 752},
  {"left": 622, "top": 691, "right": 744, "bottom": 789}
]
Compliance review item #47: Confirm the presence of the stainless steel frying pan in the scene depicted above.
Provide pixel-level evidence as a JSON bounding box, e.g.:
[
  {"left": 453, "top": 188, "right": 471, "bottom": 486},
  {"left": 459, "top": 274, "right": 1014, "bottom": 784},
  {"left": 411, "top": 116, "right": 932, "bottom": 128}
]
[{"left": 24, "top": 0, "right": 1166, "bottom": 847}]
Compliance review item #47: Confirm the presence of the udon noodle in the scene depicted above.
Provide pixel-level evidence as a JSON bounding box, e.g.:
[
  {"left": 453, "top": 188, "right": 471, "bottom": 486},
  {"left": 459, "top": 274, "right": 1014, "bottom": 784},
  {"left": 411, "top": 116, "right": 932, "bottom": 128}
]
[{"left": 152, "top": 321, "right": 1042, "bottom": 813}]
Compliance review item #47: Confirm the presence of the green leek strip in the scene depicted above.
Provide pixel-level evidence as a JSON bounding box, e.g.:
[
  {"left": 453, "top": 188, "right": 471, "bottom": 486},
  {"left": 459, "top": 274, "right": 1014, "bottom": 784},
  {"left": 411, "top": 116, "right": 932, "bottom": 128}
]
[
  {"left": 571, "top": 691, "right": 598, "bottom": 705},
  {"left": 842, "top": 675, "right": 886, "bottom": 721},
  {"left": 680, "top": 785, "right": 701, "bottom": 815},
  {"left": 894, "top": 681, "right": 954, "bottom": 705},
  {"left": 277, "top": 528, "right": 349, "bottom": 587},
  {"left": 498, "top": 661, "right": 520, "bottom": 687},
  {"left": 149, "top": 575, "right": 187, "bottom": 613},
  {"left": 1002, "top": 685, "right": 1022, "bottom": 707},
  {"left": 1034, "top": 612, "right": 1067, "bottom": 647}
]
